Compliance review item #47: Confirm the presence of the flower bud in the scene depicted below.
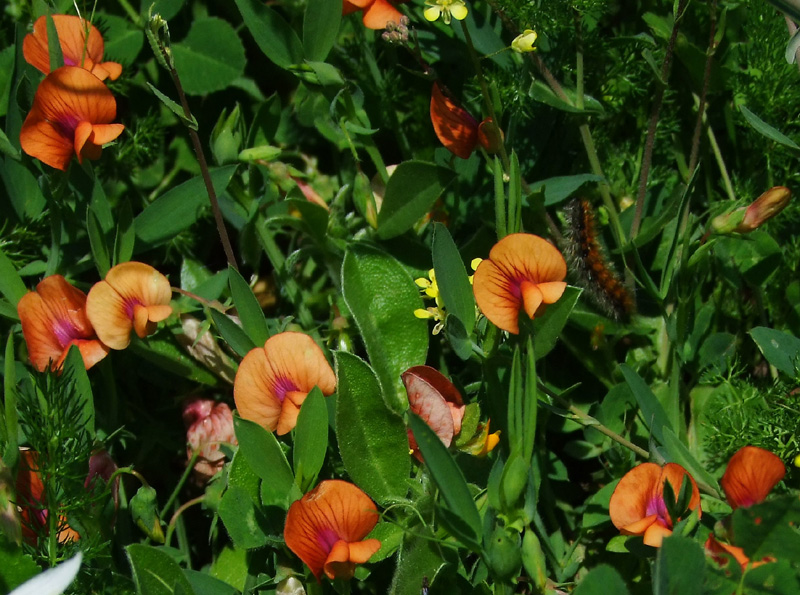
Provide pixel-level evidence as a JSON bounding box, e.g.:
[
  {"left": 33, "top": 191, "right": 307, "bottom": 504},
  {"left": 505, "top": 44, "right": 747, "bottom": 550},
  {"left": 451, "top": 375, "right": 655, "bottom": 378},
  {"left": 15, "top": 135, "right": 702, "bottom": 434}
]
[
  {"left": 737, "top": 186, "right": 791, "bottom": 232},
  {"left": 511, "top": 29, "right": 538, "bottom": 53},
  {"left": 211, "top": 104, "right": 244, "bottom": 165},
  {"left": 183, "top": 397, "right": 237, "bottom": 483},
  {"left": 85, "top": 450, "right": 120, "bottom": 509},
  {"left": 478, "top": 118, "right": 504, "bottom": 154}
]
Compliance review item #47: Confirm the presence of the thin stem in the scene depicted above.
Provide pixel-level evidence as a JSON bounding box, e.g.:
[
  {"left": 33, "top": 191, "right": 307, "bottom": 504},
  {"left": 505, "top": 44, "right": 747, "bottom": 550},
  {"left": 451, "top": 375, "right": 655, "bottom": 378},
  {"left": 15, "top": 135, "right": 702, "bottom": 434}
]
[
  {"left": 567, "top": 404, "right": 650, "bottom": 459},
  {"left": 631, "top": 0, "right": 689, "bottom": 239},
  {"left": 160, "top": 449, "right": 199, "bottom": 519},
  {"left": 171, "top": 286, "right": 227, "bottom": 312},
  {"left": 706, "top": 115, "right": 736, "bottom": 201},
  {"left": 688, "top": 0, "right": 718, "bottom": 175},
  {"left": 156, "top": 45, "right": 239, "bottom": 271},
  {"left": 165, "top": 495, "right": 204, "bottom": 546}
]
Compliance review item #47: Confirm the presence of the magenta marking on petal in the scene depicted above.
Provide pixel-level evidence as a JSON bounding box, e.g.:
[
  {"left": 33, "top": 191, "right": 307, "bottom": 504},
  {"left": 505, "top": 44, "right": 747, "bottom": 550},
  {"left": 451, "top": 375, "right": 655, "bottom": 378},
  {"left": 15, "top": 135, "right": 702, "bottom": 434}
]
[
  {"left": 123, "top": 298, "right": 143, "bottom": 320},
  {"left": 273, "top": 377, "right": 299, "bottom": 403},
  {"left": 52, "top": 318, "right": 80, "bottom": 347},
  {"left": 645, "top": 495, "right": 669, "bottom": 525},
  {"left": 316, "top": 528, "right": 339, "bottom": 553}
]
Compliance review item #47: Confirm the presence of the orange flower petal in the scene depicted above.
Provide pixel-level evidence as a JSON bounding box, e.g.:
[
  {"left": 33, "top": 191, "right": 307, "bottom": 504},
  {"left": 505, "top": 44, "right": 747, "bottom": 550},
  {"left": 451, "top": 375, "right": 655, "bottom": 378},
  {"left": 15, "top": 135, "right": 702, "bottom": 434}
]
[
  {"left": 23, "top": 15, "right": 121, "bottom": 81},
  {"left": 86, "top": 262, "right": 172, "bottom": 349},
  {"left": 362, "top": 0, "right": 403, "bottom": 28},
  {"left": 234, "top": 332, "right": 336, "bottom": 435},
  {"left": 721, "top": 446, "right": 785, "bottom": 509},
  {"left": 609, "top": 462, "right": 662, "bottom": 530},
  {"left": 706, "top": 535, "right": 751, "bottom": 570},
  {"left": 431, "top": 82, "right": 479, "bottom": 159},
  {"left": 473, "top": 234, "right": 567, "bottom": 334},
  {"left": 284, "top": 480, "right": 380, "bottom": 581},
  {"left": 20, "top": 67, "right": 123, "bottom": 170},
  {"left": 642, "top": 522, "right": 672, "bottom": 548},
  {"left": 17, "top": 275, "right": 108, "bottom": 372}
]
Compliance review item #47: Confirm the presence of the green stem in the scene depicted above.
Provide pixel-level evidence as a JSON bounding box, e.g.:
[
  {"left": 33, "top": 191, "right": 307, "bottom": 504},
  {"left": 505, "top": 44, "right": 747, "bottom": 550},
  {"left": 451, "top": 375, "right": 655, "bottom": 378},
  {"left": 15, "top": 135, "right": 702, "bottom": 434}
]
[
  {"left": 160, "top": 449, "right": 199, "bottom": 519},
  {"left": 165, "top": 495, "right": 204, "bottom": 546},
  {"left": 116, "top": 0, "right": 141, "bottom": 26}
]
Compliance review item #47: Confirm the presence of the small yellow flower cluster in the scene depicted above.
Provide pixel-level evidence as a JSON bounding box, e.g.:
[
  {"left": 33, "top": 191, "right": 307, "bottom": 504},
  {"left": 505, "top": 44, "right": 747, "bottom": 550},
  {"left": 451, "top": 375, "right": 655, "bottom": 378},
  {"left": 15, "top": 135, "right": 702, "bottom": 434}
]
[{"left": 414, "top": 269, "right": 446, "bottom": 335}]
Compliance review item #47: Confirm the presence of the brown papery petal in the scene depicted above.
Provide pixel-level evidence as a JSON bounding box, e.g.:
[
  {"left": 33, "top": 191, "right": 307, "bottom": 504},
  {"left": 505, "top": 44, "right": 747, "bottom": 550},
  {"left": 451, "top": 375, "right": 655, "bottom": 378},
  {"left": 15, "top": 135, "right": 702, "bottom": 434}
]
[
  {"left": 721, "top": 446, "right": 785, "bottom": 509},
  {"left": 402, "top": 367, "right": 457, "bottom": 446}
]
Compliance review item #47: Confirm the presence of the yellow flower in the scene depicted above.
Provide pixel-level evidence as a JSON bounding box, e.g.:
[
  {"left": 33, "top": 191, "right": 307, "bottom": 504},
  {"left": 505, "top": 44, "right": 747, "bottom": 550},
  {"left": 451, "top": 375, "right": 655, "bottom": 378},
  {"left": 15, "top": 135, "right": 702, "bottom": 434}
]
[
  {"left": 423, "top": 0, "right": 468, "bottom": 24},
  {"left": 511, "top": 29, "right": 538, "bottom": 53}
]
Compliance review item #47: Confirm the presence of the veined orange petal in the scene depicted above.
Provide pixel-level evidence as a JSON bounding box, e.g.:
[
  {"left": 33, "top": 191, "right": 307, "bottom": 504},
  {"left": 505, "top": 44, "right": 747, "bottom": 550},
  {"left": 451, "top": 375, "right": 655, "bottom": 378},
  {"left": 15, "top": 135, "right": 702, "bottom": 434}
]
[
  {"left": 609, "top": 463, "right": 662, "bottom": 530},
  {"left": 362, "top": 0, "right": 403, "bottom": 28},
  {"left": 619, "top": 513, "right": 659, "bottom": 536},
  {"left": 284, "top": 480, "right": 380, "bottom": 581},
  {"left": 721, "top": 446, "right": 785, "bottom": 509},
  {"left": 431, "top": 82, "right": 479, "bottom": 159},
  {"left": 234, "top": 332, "right": 336, "bottom": 435},
  {"left": 23, "top": 15, "right": 121, "bottom": 80},
  {"left": 86, "top": 262, "right": 172, "bottom": 349},
  {"left": 20, "top": 67, "right": 123, "bottom": 171},
  {"left": 473, "top": 234, "right": 567, "bottom": 334},
  {"left": 17, "top": 275, "right": 108, "bottom": 372}
]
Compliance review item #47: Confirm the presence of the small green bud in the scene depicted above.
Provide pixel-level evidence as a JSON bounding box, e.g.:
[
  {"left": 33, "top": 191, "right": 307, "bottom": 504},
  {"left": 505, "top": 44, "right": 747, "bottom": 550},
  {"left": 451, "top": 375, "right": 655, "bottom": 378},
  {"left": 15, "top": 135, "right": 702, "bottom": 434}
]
[
  {"left": 521, "top": 530, "right": 547, "bottom": 592},
  {"left": 211, "top": 105, "right": 244, "bottom": 165},
  {"left": 485, "top": 525, "right": 522, "bottom": 581},
  {"left": 130, "top": 485, "right": 165, "bottom": 543},
  {"left": 239, "top": 145, "right": 282, "bottom": 163}
]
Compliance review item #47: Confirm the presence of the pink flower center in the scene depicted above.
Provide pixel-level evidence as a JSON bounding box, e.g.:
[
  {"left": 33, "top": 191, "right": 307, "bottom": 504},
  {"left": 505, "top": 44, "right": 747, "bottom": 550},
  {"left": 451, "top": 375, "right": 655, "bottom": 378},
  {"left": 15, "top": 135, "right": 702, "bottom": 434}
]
[
  {"left": 52, "top": 318, "right": 81, "bottom": 347},
  {"left": 316, "top": 528, "right": 340, "bottom": 553},
  {"left": 273, "top": 377, "right": 299, "bottom": 403},
  {"left": 645, "top": 495, "right": 670, "bottom": 527},
  {"left": 123, "top": 298, "right": 143, "bottom": 319}
]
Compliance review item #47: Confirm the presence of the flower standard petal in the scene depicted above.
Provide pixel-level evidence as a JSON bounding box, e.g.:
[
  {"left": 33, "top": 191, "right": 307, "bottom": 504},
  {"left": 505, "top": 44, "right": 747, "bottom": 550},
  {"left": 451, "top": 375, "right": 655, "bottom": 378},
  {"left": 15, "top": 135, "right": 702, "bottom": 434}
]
[
  {"left": 362, "top": 0, "right": 404, "bottom": 29},
  {"left": 23, "top": 15, "right": 122, "bottom": 80},
  {"left": 473, "top": 234, "right": 567, "bottom": 334},
  {"left": 86, "top": 262, "right": 172, "bottom": 350},
  {"left": 20, "top": 67, "right": 124, "bottom": 171},
  {"left": 430, "top": 82, "right": 479, "bottom": 159},
  {"left": 721, "top": 446, "right": 785, "bottom": 509},
  {"left": 17, "top": 275, "right": 109, "bottom": 372},
  {"left": 609, "top": 462, "right": 662, "bottom": 531},
  {"left": 234, "top": 332, "right": 336, "bottom": 435},
  {"left": 284, "top": 480, "right": 380, "bottom": 581}
]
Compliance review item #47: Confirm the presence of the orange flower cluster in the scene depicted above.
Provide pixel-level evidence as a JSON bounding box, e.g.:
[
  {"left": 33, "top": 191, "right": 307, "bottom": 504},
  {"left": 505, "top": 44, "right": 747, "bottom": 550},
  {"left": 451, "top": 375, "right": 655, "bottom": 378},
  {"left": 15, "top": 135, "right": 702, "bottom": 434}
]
[
  {"left": 431, "top": 82, "right": 503, "bottom": 159},
  {"left": 284, "top": 480, "right": 381, "bottom": 581},
  {"left": 20, "top": 15, "right": 124, "bottom": 170},
  {"left": 17, "top": 262, "right": 173, "bottom": 373}
]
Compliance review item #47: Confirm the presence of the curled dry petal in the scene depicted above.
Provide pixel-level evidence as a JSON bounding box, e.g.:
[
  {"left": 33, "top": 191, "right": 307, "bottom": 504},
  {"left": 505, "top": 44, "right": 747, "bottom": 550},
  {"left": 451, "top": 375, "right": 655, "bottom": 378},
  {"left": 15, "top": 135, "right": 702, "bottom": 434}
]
[
  {"left": 284, "top": 480, "right": 381, "bottom": 581},
  {"left": 430, "top": 82, "right": 479, "bottom": 159},
  {"left": 234, "top": 332, "right": 336, "bottom": 435},
  {"left": 17, "top": 275, "right": 109, "bottom": 372},
  {"left": 183, "top": 397, "right": 238, "bottom": 482},
  {"left": 20, "top": 66, "right": 124, "bottom": 171},
  {"left": 402, "top": 365, "right": 465, "bottom": 452},
  {"left": 472, "top": 233, "right": 567, "bottom": 334},
  {"left": 721, "top": 446, "right": 785, "bottom": 510},
  {"left": 609, "top": 462, "right": 701, "bottom": 548},
  {"left": 86, "top": 262, "right": 173, "bottom": 350},
  {"left": 23, "top": 15, "right": 122, "bottom": 81}
]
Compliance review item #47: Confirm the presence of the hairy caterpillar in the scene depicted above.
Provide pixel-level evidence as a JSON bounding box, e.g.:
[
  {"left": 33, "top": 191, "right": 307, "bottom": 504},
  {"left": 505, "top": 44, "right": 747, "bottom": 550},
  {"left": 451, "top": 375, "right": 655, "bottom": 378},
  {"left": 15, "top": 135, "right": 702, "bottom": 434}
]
[{"left": 562, "top": 198, "right": 634, "bottom": 321}]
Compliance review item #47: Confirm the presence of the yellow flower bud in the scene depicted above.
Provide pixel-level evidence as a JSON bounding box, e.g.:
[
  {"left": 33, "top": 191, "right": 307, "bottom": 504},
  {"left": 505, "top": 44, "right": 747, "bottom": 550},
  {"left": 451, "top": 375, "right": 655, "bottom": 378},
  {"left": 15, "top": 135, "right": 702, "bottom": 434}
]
[{"left": 511, "top": 29, "right": 538, "bottom": 53}]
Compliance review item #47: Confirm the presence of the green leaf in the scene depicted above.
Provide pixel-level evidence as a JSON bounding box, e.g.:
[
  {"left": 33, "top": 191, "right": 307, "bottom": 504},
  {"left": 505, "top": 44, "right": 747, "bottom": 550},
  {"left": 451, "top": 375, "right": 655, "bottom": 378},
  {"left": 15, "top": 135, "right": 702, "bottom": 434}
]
[
  {"left": 135, "top": 166, "right": 237, "bottom": 245},
  {"left": 183, "top": 570, "right": 239, "bottom": 595},
  {"left": 172, "top": 18, "right": 246, "bottom": 95},
  {"left": 786, "top": 26, "right": 800, "bottom": 64},
  {"left": 87, "top": 207, "right": 111, "bottom": 277},
  {"left": 653, "top": 536, "right": 704, "bottom": 595},
  {"left": 739, "top": 105, "right": 800, "bottom": 150},
  {"left": 128, "top": 336, "right": 219, "bottom": 386},
  {"left": 733, "top": 495, "right": 800, "bottom": 562},
  {"left": 62, "top": 345, "right": 95, "bottom": 439},
  {"left": 303, "top": 0, "right": 341, "bottom": 62},
  {"left": 0, "top": 158, "right": 46, "bottom": 220},
  {"left": 408, "top": 413, "right": 481, "bottom": 549},
  {"left": 573, "top": 564, "right": 629, "bottom": 595},
  {"left": 0, "top": 246, "right": 27, "bottom": 309},
  {"left": 527, "top": 174, "right": 605, "bottom": 207},
  {"left": 619, "top": 364, "right": 673, "bottom": 445},
  {"left": 45, "top": 14, "right": 64, "bottom": 73},
  {"left": 661, "top": 427, "right": 720, "bottom": 496},
  {"left": 235, "top": 0, "right": 304, "bottom": 69},
  {"left": 376, "top": 161, "right": 455, "bottom": 239},
  {"left": 126, "top": 544, "right": 195, "bottom": 595},
  {"left": 341, "top": 244, "right": 428, "bottom": 413},
  {"left": 749, "top": 327, "right": 800, "bottom": 376},
  {"left": 334, "top": 352, "right": 410, "bottom": 505},
  {"left": 432, "top": 223, "right": 475, "bottom": 335},
  {"left": 227, "top": 266, "right": 269, "bottom": 347},
  {"left": 528, "top": 80, "right": 604, "bottom": 114},
  {"left": 114, "top": 199, "right": 136, "bottom": 267},
  {"left": 101, "top": 14, "right": 144, "bottom": 65},
  {"left": 532, "top": 286, "right": 581, "bottom": 360},
  {"left": 293, "top": 386, "right": 328, "bottom": 492},
  {"left": 2, "top": 334, "right": 18, "bottom": 468},
  {"left": 218, "top": 485, "right": 269, "bottom": 550},
  {"left": 742, "top": 560, "right": 800, "bottom": 594},
  {"left": 233, "top": 415, "right": 300, "bottom": 509},
  {"left": 146, "top": 83, "right": 198, "bottom": 129},
  {"left": 0, "top": 542, "right": 40, "bottom": 592},
  {"left": 209, "top": 309, "right": 256, "bottom": 359}
]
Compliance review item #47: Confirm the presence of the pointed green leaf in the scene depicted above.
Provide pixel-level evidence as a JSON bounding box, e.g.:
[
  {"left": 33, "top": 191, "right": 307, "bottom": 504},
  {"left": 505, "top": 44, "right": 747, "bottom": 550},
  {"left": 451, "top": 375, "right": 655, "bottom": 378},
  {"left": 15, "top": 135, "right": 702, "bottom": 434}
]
[
  {"left": 532, "top": 286, "right": 581, "bottom": 360},
  {"left": 303, "top": 0, "right": 341, "bottom": 62},
  {"left": 235, "top": 0, "right": 304, "bottom": 69},
  {"left": 749, "top": 327, "right": 800, "bottom": 376},
  {"left": 740, "top": 105, "right": 800, "bottom": 150},
  {"left": 619, "top": 364, "right": 673, "bottom": 445},
  {"left": 432, "top": 223, "right": 475, "bottom": 335},
  {"left": 62, "top": 345, "right": 95, "bottom": 439},
  {"left": 126, "top": 544, "right": 195, "bottom": 595},
  {"left": 227, "top": 266, "right": 269, "bottom": 347},
  {"left": 209, "top": 309, "right": 256, "bottom": 359},
  {"left": 293, "top": 386, "right": 328, "bottom": 492}
]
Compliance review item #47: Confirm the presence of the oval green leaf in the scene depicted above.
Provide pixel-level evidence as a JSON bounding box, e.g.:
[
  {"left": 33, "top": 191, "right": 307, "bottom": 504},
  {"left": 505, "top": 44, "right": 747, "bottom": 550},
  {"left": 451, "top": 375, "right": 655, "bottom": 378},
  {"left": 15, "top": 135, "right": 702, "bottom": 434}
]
[
  {"left": 303, "top": 0, "right": 341, "bottom": 62},
  {"left": 292, "top": 386, "right": 328, "bottom": 492},
  {"left": 432, "top": 223, "right": 475, "bottom": 335},
  {"left": 235, "top": 0, "right": 304, "bottom": 69},
  {"left": 228, "top": 265, "right": 269, "bottom": 347},
  {"left": 172, "top": 18, "right": 246, "bottom": 96}
]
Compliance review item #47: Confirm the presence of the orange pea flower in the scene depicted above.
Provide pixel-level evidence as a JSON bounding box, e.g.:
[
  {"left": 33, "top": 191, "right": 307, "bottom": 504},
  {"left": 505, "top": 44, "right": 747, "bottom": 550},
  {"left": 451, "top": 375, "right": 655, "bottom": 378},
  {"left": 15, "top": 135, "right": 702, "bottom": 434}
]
[
  {"left": 284, "top": 480, "right": 381, "bottom": 581},
  {"left": 431, "top": 83, "right": 501, "bottom": 158},
  {"left": 15, "top": 450, "right": 80, "bottom": 545},
  {"left": 85, "top": 262, "right": 173, "bottom": 350},
  {"left": 402, "top": 365, "right": 465, "bottom": 459},
  {"left": 17, "top": 275, "right": 109, "bottom": 372},
  {"left": 343, "top": 0, "right": 404, "bottom": 29},
  {"left": 234, "top": 332, "right": 336, "bottom": 435},
  {"left": 721, "top": 446, "right": 785, "bottom": 510},
  {"left": 472, "top": 233, "right": 567, "bottom": 334},
  {"left": 20, "top": 66, "right": 124, "bottom": 171},
  {"left": 609, "top": 462, "right": 701, "bottom": 548},
  {"left": 23, "top": 15, "right": 122, "bottom": 81}
]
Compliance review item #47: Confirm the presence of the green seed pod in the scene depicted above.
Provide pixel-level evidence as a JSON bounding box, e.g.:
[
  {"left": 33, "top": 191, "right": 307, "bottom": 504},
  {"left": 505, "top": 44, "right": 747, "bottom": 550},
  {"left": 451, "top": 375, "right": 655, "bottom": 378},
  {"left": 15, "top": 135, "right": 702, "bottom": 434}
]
[
  {"left": 485, "top": 526, "right": 522, "bottom": 581},
  {"left": 522, "top": 529, "right": 547, "bottom": 592}
]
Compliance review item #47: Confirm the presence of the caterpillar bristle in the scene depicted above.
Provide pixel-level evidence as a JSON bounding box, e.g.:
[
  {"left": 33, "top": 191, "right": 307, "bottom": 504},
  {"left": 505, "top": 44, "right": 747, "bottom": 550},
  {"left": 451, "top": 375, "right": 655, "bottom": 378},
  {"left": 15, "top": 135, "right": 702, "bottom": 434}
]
[{"left": 562, "top": 198, "right": 634, "bottom": 321}]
